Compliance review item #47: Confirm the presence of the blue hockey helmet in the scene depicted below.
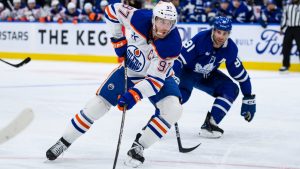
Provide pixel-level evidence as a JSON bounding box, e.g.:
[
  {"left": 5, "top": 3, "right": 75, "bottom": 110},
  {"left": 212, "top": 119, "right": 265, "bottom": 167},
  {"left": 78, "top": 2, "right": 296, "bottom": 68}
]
[{"left": 213, "top": 16, "right": 232, "bottom": 32}]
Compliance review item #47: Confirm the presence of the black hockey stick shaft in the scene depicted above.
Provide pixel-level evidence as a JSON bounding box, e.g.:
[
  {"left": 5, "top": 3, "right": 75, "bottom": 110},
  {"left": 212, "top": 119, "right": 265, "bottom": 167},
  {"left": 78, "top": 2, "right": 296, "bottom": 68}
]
[
  {"left": 112, "top": 57, "right": 128, "bottom": 169},
  {"left": 0, "top": 57, "right": 31, "bottom": 68},
  {"left": 175, "top": 122, "right": 201, "bottom": 153}
]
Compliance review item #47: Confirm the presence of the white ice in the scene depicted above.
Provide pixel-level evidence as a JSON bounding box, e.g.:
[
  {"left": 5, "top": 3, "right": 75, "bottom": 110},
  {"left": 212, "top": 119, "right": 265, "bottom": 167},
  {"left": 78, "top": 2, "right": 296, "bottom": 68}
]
[{"left": 0, "top": 60, "right": 300, "bottom": 169}]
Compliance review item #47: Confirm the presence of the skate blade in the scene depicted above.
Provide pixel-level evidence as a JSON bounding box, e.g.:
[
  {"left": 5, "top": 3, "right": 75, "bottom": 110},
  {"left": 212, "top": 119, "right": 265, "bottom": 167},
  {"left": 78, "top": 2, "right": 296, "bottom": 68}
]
[
  {"left": 124, "top": 156, "right": 142, "bottom": 168},
  {"left": 199, "top": 129, "right": 222, "bottom": 139}
]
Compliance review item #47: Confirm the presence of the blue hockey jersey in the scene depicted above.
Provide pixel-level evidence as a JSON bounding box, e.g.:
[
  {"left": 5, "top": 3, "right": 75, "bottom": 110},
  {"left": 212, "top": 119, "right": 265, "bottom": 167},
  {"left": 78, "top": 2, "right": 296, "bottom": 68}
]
[{"left": 174, "top": 29, "right": 252, "bottom": 96}]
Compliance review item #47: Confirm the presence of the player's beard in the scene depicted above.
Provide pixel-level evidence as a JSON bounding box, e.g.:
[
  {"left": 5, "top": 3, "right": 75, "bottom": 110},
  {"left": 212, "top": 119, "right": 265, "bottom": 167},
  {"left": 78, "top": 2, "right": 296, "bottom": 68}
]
[
  {"left": 212, "top": 32, "right": 229, "bottom": 48},
  {"left": 213, "top": 36, "right": 225, "bottom": 48}
]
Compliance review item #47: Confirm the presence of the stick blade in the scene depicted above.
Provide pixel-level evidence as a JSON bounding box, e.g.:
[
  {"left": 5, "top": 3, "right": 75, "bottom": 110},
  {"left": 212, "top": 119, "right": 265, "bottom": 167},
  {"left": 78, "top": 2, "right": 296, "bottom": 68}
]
[
  {"left": 23, "top": 57, "right": 31, "bottom": 64},
  {"left": 15, "top": 57, "right": 31, "bottom": 67},
  {"left": 179, "top": 143, "right": 201, "bottom": 153},
  {"left": 0, "top": 108, "right": 34, "bottom": 144}
]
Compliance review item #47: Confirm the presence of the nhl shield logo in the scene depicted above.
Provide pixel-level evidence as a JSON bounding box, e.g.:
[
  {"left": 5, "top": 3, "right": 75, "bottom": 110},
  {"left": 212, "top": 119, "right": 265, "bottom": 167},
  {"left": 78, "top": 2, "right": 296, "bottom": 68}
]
[{"left": 108, "top": 83, "right": 115, "bottom": 90}]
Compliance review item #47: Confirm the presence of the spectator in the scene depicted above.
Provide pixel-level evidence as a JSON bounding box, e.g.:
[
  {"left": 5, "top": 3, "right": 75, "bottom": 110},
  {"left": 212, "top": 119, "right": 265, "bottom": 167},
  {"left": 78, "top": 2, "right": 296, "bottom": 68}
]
[
  {"left": 216, "top": 0, "right": 233, "bottom": 19},
  {"left": 182, "top": 0, "right": 196, "bottom": 22},
  {"left": 230, "top": 0, "right": 254, "bottom": 23},
  {"left": 65, "top": 2, "right": 80, "bottom": 23},
  {"left": 10, "top": 0, "right": 26, "bottom": 21},
  {"left": 48, "top": 0, "right": 66, "bottom": 23},
  {"left": 24, "top": 0, "right": 43, "bottom": 21},
  {"left": 195, "top": 1, "right": 217, "bottom": 24},
  {"left": 79, "top": 2, "right": 104, "bottom": 22},
  {"left": 99, "top": 0, "right": 108, "bottom": 13},
  {"left": 0, "top": 2, "right": 11, "bottom": 21},
  {"left": 144, "top": 0, "right": 155, "bottom": 9},
  {"left": 258, "top": 0, "right": 282, "bottom": 28}
]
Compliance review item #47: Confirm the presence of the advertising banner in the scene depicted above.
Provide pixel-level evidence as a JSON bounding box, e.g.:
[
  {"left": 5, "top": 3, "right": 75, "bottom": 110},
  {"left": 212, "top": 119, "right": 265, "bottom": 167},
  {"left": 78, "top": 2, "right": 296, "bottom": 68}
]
[{"left": 0, "top": 22, "right": 299, "bottom": 64}]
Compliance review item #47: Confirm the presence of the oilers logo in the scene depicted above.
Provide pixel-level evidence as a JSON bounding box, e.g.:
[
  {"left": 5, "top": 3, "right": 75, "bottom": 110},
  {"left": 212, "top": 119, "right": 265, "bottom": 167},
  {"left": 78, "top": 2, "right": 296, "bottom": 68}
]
[{"left": 126, "top": 45, "right": 145, "bottom": 72}]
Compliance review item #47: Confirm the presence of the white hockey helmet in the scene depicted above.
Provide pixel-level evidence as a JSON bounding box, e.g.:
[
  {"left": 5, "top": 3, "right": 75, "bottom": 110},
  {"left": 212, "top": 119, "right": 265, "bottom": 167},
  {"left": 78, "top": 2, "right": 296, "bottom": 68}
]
[
  {"left": 100, "top": 0, "right": 109, "bottom": 7},
  {"left": 13, "top": 0, "right": 21, "bottom": 4},
  {"left": 152, "top": 1, "right": 178, "bottom": 38},
  {"left": 51, "top": 0, "right": 59, "bottom": 7},
  {"left": 0, "top": 2, "right": 3, "bottom": 10},
  {"left": 84, "top": 3, "right": 92, "bottom": 11},
  {"left": 28, "top": 0, "right": 36, "bottom": 4},
  {"left": 67, "top": 2, "right": 76, "bottom": 10},
  {"left": 153, "top": 1, "right": 177, "bottom": 21}
]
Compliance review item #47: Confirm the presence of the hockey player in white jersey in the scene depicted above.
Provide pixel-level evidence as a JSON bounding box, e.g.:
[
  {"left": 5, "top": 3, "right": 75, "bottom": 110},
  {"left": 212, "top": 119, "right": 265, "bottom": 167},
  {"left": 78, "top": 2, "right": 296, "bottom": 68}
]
[
  {"left": 64, "top": 2, "right": 80, "bottom": 23},
  {"left": 46, "top": 1, "right": 182, "bottom": 168},
  {"left": 0, "top": 2, "right": 11, "bottom": 21},
  {"left": 10, "top": 0, "right": 26, "bottom": 21},
  {"left": 23, "top": 0, "right": 43, "bottom": 22}
]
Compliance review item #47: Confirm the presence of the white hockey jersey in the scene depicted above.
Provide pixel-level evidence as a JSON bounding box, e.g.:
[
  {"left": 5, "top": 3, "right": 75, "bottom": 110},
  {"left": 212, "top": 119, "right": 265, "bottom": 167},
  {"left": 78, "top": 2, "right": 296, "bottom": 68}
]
[
  {"left": 104, "top": 3, "right": 182, "bottom": 98},
  {"left": 23, "top": 5, "right": 43, "bottom": 21},
  {"left": 0, "top": 8, "right": 11, "bottom": 21}
]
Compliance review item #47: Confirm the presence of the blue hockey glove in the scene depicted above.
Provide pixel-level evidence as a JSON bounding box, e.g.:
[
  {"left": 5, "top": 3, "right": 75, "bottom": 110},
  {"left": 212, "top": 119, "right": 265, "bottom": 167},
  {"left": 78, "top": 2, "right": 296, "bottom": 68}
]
[
  {"left": 241, "top": 95, "right": 256, "bottom": 122},
  {"left": 111, "top": 37, "right": 127, "bottom": 58},
  {"left": 117, "top": 88, "right": 142, "bottom": 111}
]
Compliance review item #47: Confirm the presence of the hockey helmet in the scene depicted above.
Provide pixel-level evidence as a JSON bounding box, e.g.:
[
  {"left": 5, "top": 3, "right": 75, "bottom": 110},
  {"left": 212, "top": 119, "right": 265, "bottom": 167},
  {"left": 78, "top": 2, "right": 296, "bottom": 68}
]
[
  {"left": 100, "top": 0, "right": 109, "bottom": 7},
  {"left": 152, "top": 1, "right": 177, "bottom": 38},
  {"left": 28, "top": 0, "right": 36, "bottom": 4},
  {"left": 67, "top": 2, "right": 76, "bottom": 10},
  {"left": 0, "top": 2, "right": 3, "bottom": 9},
  {"left": 153, "top": 1, "right": 177, "bottom": 21},
  {"left": 213, "top": 16, "right": 232, "bottom": 32},
  {"left": 84, "top": 2, "right": 92, "bottom": 11},
  {"left": 51, "top": 0, "right": 59, "bottom": 7},
  {"left": 13, "top": 0, "right": 21, "bottom": 4}
]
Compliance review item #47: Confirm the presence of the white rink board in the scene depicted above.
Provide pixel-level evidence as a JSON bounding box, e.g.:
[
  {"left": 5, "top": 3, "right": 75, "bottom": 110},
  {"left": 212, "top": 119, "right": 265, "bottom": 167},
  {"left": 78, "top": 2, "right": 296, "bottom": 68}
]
[
  {"left": 0, "top": 60, "right": 300, "bottom": 169},
  {"left": 0, "top": 22, "right": 299, "bottom": 62}
]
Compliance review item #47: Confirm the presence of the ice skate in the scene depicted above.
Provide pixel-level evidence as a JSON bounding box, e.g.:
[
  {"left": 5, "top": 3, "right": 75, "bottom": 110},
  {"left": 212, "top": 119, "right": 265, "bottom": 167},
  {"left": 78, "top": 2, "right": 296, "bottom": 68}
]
[
  {"left": 199, "top": 112, "right": 224, "bottom": 138},
  {"left": 46, "top": 137, "right": 71, "bottom": 161},
  {"left": 124, "top": 133, "right": 145, "bottom": 168},
  {"left": 279, "top": 66, "right": 289, "bottom": 74}
]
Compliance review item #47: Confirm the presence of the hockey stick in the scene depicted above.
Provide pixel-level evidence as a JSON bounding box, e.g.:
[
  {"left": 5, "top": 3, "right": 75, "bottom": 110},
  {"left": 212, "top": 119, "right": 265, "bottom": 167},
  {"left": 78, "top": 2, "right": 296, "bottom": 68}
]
[
  {"left": 112, "top": 58, "right": 128, "bottom": 169},
  {"left": 0, "top": 108, "right": 34, "bottom": 144},
  {"left": 175, "top": 122, "right": 201, "bottom": 153},
  {"left": 0, "top": 57, "right": 31, "bottom": 68}
]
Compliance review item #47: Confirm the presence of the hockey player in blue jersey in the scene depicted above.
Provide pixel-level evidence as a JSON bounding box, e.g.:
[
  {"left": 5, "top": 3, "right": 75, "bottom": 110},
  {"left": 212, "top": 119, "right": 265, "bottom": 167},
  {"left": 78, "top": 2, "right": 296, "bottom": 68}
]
[
  {"left": 46, "top": 1, "right": 182, "bottom": 168},
  {"left": 173, "top": 16, "right": 256, "bottom": 138}
]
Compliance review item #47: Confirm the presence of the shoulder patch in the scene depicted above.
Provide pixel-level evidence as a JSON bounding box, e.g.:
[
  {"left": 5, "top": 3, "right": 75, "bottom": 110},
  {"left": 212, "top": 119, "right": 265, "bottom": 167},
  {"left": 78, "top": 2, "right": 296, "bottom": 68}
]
[{"left": 130, "top": 9, "right": 153, "bottom": 39}]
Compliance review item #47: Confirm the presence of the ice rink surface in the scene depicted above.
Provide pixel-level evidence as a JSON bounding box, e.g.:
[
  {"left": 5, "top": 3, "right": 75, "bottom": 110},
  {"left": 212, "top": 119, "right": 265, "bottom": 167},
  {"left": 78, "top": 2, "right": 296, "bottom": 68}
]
[{"left": 0, "top": 60, "right": 299, "bottom": 169}]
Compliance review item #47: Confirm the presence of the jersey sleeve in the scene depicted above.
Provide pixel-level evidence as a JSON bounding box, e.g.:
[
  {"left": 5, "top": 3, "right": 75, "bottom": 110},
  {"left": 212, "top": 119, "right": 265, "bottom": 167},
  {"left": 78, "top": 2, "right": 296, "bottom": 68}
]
[
  {"left": 104, "top": 3, "right": 136, "bottom": 39},
  {"left": 225, "top": 43, "right": 252, "bottom": 96}
]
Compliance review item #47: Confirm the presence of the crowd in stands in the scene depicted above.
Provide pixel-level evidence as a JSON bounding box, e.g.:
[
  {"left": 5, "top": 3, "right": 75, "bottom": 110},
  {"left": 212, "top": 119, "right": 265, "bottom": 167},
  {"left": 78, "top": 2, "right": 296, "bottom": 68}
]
[
  {"left": 0, "top": 0, "right": 289, "bottom": 27},
  {"left": 0, "top": 0, "right": 110, "bottom": 23},
  {"left": 175, "top": 0, "right": 285, "bottom": 27}
]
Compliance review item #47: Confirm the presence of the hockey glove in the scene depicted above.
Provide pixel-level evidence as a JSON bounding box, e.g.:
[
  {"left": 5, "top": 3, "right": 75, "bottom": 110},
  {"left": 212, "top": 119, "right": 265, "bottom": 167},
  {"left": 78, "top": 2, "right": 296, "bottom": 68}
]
[
  {"left": 117, "top": 88, "right": 142, "bottom": 111},
  {"left": 111, "top": 37, "right": 127, "bottom": 58},
  {"left": 241, "top": 94, "right": 256, "bottom": 122}
]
